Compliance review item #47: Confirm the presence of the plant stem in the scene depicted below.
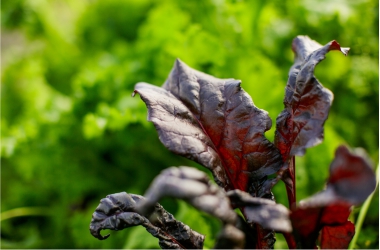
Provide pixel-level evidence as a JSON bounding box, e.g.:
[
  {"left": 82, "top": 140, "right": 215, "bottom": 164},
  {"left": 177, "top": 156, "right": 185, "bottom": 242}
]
[
  {"left": 284, "top": 156, "right": 296, "bottom": 210},
  {"left": 283, "top": 232, "right": 297, "bottom": 249},
  {"left": 348, "top": 164, "right": 379, "bottom": 249},
  {"left": 1, "top": 207, "right": 51, "bottom": 221},
  {"left": 291, "top": 156, "right": 296, "bottom": 209}
]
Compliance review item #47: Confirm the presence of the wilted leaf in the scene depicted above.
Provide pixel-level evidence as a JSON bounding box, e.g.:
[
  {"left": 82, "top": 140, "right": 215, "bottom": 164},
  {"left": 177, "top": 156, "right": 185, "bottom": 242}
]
[
  {"left": 133, "top": 59, "right": 282, "bottom": 192},
  {"left": 89, "top": 192, "right": 204, "bottom": 249}
]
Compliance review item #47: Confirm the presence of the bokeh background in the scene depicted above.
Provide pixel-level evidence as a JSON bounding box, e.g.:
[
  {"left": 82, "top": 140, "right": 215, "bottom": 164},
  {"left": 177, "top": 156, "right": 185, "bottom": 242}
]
[{"left": 1, "top": 0, "right": 378, "bottom": 248}]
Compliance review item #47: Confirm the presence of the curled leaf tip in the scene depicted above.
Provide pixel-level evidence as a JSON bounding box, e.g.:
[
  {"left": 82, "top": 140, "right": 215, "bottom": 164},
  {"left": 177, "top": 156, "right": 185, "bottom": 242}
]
[
  {"left": 340, "top": 47, "right": 350, "bottom": 56},
  {"left": 98, "top": 233, "right": 110, "bottom": 240},
  {"left": 90, "top": 226, "right": 110, "bottom": 240},
  {"left": 131, "top": 90, "right": 137, "bottom": 97},
  {"left": 330, "top": 40, "right": 350, "bottom": 56}
]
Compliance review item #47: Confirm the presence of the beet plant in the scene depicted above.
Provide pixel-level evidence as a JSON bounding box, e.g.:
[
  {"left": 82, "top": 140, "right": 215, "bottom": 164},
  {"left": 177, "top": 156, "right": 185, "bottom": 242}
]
[{"left": 89, "top": 36, "right": 376, "bottom": 249}]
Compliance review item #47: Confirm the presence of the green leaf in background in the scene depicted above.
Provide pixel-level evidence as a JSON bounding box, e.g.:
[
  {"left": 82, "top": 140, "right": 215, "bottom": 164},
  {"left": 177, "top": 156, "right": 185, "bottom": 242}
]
[{"left": 1, "top": 0, "right": 378, "bottom": 248}]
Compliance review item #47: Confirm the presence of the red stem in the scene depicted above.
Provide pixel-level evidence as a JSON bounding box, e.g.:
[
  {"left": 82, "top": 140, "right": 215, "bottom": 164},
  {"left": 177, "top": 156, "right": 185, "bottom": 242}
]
[
  {"left": 288, "top": 156, "right": 297, "bottom": 210},
  {"left": 292, "top": 156, "right": 296, "bottom": 203},
  {"left": 284, "top": 157, "right": 297, "bottom": 248},
  {"left": 283, "top": 232, "right": 297, "bottom": 249},
  {"left": 285, "top": 156, "right": 296, "bottom": 210}
]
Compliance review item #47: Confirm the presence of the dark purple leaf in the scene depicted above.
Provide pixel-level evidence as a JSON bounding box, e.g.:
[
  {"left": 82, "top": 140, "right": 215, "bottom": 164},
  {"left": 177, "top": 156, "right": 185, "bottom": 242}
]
[
  {"left": 133, "top": 59, "right": 282, "bottom": 192},
  {"left": 89, "top": 192, "right": 204, "bottom": 249},
  {"left": 275, "top": 35, "right": 349, "bottom": 160}
]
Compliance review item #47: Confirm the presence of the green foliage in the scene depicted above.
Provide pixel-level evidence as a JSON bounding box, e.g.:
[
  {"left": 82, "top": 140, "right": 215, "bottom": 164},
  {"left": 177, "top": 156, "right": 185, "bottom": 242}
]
[{"left": 1, "top": 0, "right": 378, "bottom": 248}]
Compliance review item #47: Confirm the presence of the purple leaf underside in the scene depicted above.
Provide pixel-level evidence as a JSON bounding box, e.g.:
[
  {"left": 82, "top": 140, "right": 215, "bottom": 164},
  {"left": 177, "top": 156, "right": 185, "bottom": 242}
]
[{"left": 134, "top": 59, "right": 282, "bottom": 192}]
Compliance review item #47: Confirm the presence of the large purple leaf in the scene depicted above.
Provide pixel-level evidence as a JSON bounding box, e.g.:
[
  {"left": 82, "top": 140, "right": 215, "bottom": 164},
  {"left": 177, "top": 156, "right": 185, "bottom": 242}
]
[
  {"left": 275, "top": 36, "right": 350, "bottom": 160},
  {"left": 133, "top": 59, "right": 282, "bottom": 192}
]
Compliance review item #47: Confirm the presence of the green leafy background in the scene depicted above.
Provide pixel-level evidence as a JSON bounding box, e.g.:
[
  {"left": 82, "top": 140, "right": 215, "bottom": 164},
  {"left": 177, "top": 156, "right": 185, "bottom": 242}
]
[{"left": 1, "top": 0, "right": 378, "bottom": 248}]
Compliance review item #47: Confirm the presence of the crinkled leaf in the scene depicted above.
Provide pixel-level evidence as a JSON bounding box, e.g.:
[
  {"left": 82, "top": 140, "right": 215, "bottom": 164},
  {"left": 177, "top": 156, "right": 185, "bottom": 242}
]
[
  {"left": 89, "top": 192, "right": 204, "bottom": 249},
  {"left": 275, "top": 36, "right": 349, "bottom": 160},
  {"left": 320, "top": 221, "right": 355, "bottom": 249},
  {"left": 133, "top": 59, "right": 282, "bottom": 192},
  {"left": 289, "top": 145, "right": 376, "bottom": 249}
]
